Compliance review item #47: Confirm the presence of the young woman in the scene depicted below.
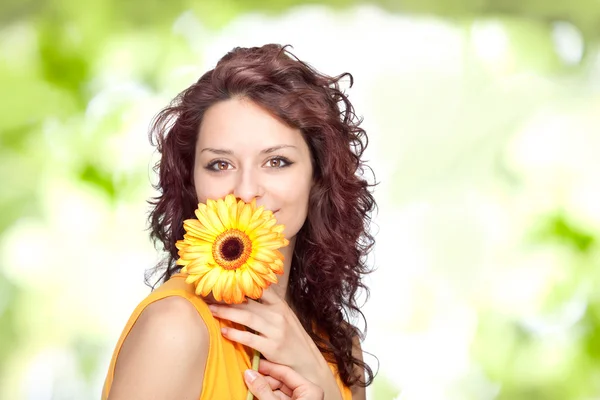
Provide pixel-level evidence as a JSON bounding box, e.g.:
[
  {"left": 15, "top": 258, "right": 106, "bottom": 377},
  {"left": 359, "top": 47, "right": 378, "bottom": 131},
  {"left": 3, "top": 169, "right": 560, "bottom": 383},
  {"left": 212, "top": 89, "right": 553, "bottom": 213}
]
[{"left": 102, "top": 44, "right": 376, "bottom": 400}]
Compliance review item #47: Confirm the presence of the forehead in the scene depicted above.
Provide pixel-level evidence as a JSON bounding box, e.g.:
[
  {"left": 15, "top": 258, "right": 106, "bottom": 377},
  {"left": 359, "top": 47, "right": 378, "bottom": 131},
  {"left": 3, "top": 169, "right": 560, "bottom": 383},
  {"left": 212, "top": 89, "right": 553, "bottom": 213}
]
[{"left": 197, "top": 97, "right": 305, "bottom": 149}]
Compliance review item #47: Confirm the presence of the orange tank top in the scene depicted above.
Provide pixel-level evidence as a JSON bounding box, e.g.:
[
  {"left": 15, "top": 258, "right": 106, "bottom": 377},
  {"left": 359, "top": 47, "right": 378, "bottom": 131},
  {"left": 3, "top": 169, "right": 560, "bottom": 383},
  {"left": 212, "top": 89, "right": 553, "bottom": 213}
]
[{"left": 102, "top": 273, "right": 352, "bottom": 399}]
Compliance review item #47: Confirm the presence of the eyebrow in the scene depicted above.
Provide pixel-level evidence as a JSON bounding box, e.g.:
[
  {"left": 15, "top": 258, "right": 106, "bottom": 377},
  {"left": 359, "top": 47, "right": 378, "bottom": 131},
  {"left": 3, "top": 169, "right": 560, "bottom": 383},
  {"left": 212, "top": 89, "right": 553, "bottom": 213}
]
[{"left": 200, "top": 145, "right": 297, "bottom": 155}]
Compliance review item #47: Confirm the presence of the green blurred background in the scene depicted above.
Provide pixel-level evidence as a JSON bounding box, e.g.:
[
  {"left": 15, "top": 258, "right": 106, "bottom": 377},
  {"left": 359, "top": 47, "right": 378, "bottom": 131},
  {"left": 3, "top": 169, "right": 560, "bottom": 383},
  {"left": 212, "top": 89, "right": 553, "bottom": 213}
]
[{"left": 1, "top": 1, "right": 600, "bottom": 399}]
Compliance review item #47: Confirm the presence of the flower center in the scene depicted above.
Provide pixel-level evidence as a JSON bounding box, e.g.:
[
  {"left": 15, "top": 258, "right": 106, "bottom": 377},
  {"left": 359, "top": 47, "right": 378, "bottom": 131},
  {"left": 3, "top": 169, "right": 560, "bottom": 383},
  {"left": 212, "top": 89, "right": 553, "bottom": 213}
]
[
  {"left": 213, "top": 229, "right": 252, "bottom": 270},
  {"left": 221, "top": 237, "right": 243, "bottom": 261}
]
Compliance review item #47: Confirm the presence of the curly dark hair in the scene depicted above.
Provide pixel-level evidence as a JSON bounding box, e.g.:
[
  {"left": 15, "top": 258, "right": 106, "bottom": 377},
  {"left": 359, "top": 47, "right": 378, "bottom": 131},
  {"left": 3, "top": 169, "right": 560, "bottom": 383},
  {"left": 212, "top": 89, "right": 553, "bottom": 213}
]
[{"left": 146, "top": 44, "right": 377, "bottom": 388}]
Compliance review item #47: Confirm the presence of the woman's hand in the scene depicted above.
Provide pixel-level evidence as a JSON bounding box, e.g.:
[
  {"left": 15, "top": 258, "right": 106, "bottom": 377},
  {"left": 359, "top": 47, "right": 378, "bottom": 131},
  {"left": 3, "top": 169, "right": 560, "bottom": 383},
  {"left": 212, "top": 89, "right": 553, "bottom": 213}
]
[
  {"left": 207, "top": 288, "right": 342, "bottom": 400},
  {"left": 244, "top": 360, "right": 324, "bottom": 400}
]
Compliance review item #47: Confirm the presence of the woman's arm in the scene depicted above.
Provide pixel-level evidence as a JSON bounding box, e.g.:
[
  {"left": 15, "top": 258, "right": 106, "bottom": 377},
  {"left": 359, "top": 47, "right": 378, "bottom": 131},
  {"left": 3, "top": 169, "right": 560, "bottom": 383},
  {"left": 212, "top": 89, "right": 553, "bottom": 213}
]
[{"left": 108, "top": 297, "right": 209, "bottom": 400}]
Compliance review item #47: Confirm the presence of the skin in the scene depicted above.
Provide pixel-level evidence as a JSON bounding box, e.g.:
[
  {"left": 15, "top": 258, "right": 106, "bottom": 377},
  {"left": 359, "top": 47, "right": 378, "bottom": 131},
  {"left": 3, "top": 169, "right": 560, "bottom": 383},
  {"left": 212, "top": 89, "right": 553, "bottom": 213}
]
[
  {"left": 109, "top": 97, "right": 366, "bottom": 400},
  {"left": 244, "top": 359, "right": 324, "bottom": 399}
]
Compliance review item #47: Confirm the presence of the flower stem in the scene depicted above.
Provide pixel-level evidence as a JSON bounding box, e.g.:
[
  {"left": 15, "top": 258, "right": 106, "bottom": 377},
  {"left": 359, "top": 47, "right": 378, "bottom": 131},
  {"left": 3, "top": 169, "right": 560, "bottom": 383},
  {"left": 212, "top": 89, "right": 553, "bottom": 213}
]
[
  {"left": 245, "top": 349, "right": 261, "bottom": 400},
  {"left": 251, "top": 348, "right": 260, "bottom": 370}
]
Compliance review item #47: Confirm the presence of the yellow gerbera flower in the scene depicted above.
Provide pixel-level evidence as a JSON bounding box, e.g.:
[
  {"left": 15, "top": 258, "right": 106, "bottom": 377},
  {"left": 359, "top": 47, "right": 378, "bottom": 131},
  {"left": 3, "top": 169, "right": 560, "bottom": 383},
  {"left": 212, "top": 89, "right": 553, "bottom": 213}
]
[{"left": 176, "top": 194, "right": 288, "bottom": 304}]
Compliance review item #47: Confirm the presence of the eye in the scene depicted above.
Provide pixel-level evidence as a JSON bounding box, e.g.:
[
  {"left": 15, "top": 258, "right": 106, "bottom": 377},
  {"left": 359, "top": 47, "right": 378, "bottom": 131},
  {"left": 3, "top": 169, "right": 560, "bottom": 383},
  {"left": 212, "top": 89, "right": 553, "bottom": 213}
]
[
  {"left": 264, "top": 157, "right": 292, "bottom": 168},
  {"left": 206, "top": 160, "right": 233, "bottom": 171}
]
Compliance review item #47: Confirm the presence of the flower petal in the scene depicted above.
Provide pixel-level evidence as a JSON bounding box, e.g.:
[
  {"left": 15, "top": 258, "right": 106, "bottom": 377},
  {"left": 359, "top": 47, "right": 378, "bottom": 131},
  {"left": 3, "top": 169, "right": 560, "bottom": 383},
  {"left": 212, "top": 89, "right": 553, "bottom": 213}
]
[
  {"left": 250, "top": 283, "right": 263, "bottom": 299},
  {"left": 247, "top": 259, "right": 271, "bottom": 275},
  {"left": 250, "top": 206, "right": 265, "bottom": 224},
  {"left": 247, "top": 217, "right": 268, "bottom": 233},
  {"left": 259, "top": 240, "right": 288, "bottom": 250},
  {"left": 196, "top": 267, "right": 221, "bottom": 297},
  {"left": 185, "top": 274, "right": 202, "bottom": 285},
  {"left": 221, "top": 272, "right": 235, "bottom": 304},
  {"left": 195, "top": 206, "right": 221, "bottom": 237},
  {"left": 206, "top": 198, "right": 218, "bottom": 213},
  {"left": 206, "top": 206, "right": 225, "bottom": 233},
  {"left": 217, "top": 199, "right": 231, "bottom": 229},
  {"left": 238, "top": 203, "right": 253, "bottom": 232},
  {"left": 232, "top": 270, "right": 245, "bottom": 304},
  {"left": 228, "top": 200, "right": 239, "bottom": 230},
  {"left": 175, "top": 240, "right": 187, "bottom": 251},
  {"left": 260, "top": 218, "right": 277, "bottom": 230},
  {"left": 245, "top": 266, "right": 267, "bottom": 287},
  {"left": 211, "top": 270, "right": 231, "bottom": 302},
  {"left": 176, "top": 258, "right": 190, "bottom": 266},
  {"left": 185, "top": 261, "right": 212, "bottom": 276},
  {"left": 271, "top": 259, "right": 284, "bottom": 274},
  {"left": 183, "top": 219, "right": 218, "bottom": 241},
  {"left": 237, "top": 200, "right": 245, "bottom": 220},
  {"left": 239, "top": 269, "right": 256, "bottom": 297},
  {"left": 224, "top": 194, "right": 236, "bottom": 208},
  {"left": 272, "top": 224, "right": 285, "bottom": 234},
  {"left": 253, "top": 232, "right": 280, "bottom": 245},
  {"left": 262, "top": 270, "right": 278, "bottom": 284},
  {"left": 252, "top": 247, "right": 280, "bottom": 263},
  {"left": 248, "top": 227, "right": 277, "bottom": 240},
  {"left": 180, "top": 242, "right": 212, "bottom": 256}
]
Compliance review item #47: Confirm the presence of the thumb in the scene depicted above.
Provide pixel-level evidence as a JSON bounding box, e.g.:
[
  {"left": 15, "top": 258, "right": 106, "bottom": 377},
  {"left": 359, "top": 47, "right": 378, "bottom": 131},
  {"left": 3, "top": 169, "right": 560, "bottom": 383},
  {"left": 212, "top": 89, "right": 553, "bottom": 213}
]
[{"left": 244, "top": 369, "right": 277, "bottom": 400}]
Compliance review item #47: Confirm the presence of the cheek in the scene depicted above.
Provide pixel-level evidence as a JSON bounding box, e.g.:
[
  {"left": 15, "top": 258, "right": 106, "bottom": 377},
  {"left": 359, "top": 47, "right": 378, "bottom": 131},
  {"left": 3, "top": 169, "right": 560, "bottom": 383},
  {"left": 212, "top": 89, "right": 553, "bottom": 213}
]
[
  {"left": 278, "top": 178, "right": 312, "bottom": 237},
  {"left": 193, "top": 172, "right": 231, "bottom": 203}
]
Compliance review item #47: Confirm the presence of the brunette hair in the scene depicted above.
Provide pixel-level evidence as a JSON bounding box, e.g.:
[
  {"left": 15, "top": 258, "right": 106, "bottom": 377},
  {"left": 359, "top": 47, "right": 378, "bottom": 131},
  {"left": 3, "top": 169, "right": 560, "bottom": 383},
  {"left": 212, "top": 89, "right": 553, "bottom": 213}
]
[{"left": 147, "top": 44, "right": 376, "bottom": 387}]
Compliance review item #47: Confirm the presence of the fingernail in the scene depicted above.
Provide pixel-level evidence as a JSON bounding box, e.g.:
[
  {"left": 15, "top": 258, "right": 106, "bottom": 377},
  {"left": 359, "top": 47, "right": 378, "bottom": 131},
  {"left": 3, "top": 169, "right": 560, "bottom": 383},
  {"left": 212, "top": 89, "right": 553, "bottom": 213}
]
[
  {"left": 244, "top": 369, "right": 259, "bottom": 383},
  {"left": 220, "top": 327, "right": 228, "bottom": 335},
  {"left": 208, "top": 305, "right": 218, "bottom": 314}
]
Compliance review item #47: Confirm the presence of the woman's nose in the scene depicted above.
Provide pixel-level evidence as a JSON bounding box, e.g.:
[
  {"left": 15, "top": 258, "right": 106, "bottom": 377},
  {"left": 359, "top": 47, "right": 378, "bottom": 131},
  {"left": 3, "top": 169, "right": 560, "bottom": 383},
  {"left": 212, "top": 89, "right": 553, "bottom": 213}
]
[{"left": 232, "top": 169, "right": 263, "bottom": 203}]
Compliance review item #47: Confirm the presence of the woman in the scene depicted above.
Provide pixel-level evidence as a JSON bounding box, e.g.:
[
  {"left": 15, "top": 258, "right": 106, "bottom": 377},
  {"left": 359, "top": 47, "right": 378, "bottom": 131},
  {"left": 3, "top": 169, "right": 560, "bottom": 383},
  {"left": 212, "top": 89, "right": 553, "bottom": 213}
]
[{"left": 102, "top": 44, "right": 376, "bottom": 399}]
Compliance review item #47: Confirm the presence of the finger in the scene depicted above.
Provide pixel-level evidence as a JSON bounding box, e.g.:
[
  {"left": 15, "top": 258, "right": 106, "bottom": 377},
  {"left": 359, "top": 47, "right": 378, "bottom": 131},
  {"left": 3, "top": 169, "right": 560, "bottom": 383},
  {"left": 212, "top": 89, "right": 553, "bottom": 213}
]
[
  {"left": 231, "top": 297, "right": 273, "bottom": 314},
  {"left": 244, "top": 370, "right": 278, "bottom": 400},
  {"left": 275, "top": 391, "right": 291, "bottom": 400},
  {"left": 208, "top": 304, "right": 268, "bottom": 334},
  {"left": 216, "top": 299, "right": 267, "bottom": 314},
  {"left": 200, "top": 293, "right": 220, "bottom": 305},
  {"left": 276, "top": 383, "right": 293, "bottom": 398},
  {"left": 258, "top": 365, "right": 294, "bottom": 397},
  {"left": 258, "top": 360, "right": 314, "bottom": 390},
  {"left": 264, "top": 375, "right": 285, "bottom": 392},
  {"left": 259, "top": 286, "right": 284, "bottom": 305},
  {"left": 220, "top": 326, "right": 269, "bottom": 354}
]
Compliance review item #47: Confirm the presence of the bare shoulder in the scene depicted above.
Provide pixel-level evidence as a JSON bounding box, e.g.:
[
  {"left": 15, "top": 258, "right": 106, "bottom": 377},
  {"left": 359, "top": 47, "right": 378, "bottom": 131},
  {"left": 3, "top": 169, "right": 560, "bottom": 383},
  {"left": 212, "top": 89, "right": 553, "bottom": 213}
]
[
  {"left": 108, "top": 296, "right": 209, "bottom": 400},
  {"left": 351, "top": 334, "right": 367, "bottom": 400}
]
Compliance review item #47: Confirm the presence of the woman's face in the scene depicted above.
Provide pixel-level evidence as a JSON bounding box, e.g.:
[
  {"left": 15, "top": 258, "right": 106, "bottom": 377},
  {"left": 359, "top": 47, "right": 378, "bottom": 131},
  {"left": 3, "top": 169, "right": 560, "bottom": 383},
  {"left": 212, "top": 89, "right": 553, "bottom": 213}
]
[{"left": 193, "top": 97, "right": 314, "bottom": 241}]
